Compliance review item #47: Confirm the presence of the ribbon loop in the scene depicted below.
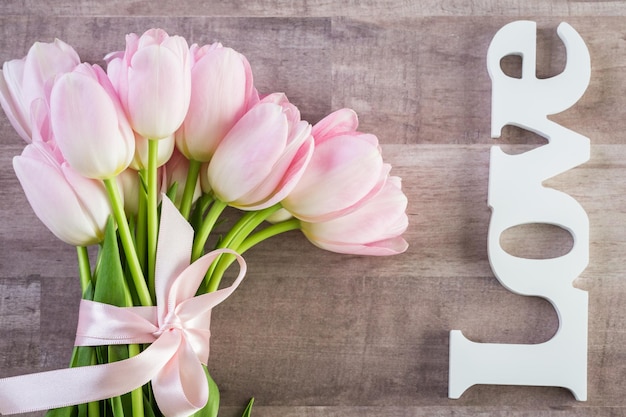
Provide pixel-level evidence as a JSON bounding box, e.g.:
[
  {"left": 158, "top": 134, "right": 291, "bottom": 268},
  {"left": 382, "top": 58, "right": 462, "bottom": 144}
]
[{"left": 0, "top": 196, "right": 247, "bottom": 417}]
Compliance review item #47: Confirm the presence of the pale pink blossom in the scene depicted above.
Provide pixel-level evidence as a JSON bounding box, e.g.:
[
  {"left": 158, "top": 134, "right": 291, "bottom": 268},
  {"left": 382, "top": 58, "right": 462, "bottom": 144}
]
[
  {"left": 106, "top": 28, "right": 191, "bottom": 140},
  {"left": 176, "top": 43, "right": 258, "bottom": 162},
  {"left": 13, "top": 141, "right": 111, "bottom": 246},
  {"left": 300, "top": 177, "right": 408, "bottom": 256},
  {"left": 208, "top": 94, "right": 313, "bottom": 210},
  {"left": 0, "top": 39, "right": 79, "bottom": 142},
  {"left": 282, "top": 108, "right": 388, "bottom": 222},
  {"left": 50, "top": 63, "right": 134, "bottom": 179}
]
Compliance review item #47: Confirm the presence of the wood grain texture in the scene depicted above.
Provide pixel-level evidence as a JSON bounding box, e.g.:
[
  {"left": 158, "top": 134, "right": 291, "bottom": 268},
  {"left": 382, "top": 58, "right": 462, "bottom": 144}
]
[
  {"left": 1, "top": 2, "right": 625, "bottom": 416},
  {"left": 1, "top": 1, "right": 626, "bottom": 18}
]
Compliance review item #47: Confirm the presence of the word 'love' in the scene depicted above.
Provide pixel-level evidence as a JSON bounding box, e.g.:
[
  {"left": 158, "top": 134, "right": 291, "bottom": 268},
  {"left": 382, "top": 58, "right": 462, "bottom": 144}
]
[{"left": 449, "top": 20, "right": 591, "bottom": 401}]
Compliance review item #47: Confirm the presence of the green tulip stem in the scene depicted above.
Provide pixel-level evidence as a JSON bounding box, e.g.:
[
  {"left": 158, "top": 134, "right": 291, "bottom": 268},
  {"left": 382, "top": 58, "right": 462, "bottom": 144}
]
[
  {"left": 206, "top": 218, "right": 301, "bottom": 293},
  {"left": 147, "top": 139, "right": 159, "bottom": 303},
  {"left": 191, "top": 199, "right": 228, "bottom": 262},
  {"left": 103, "top": 178, "right": 152, "bottom": 307},
  {"left": 136, "top": 169, "right": 148, "bottom": 275},
  {"left": 87, "top": 350, "right": 101, "bottom": 417},
  {"left": 76, "top": 246, "right": 92, "bottom": 295},
  {"left": 128, "top": 344, "right": 144, "bottom": 417},
  {"left": 221, "top": 204, "right": 282, "bottom": 251},
  {"left": 205, "top": 204, "right": 283, "bottom": 293},
  {"left": 238, "top": 218, "right": 301, "bottom": 254},
  {"left": 180, "top": 159, "right": 202, "bottom": 220}
]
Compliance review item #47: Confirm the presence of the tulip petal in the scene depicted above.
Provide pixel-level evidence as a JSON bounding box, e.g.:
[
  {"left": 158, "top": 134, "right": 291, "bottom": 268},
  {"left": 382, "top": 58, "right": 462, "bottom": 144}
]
[
  {"left": 283, "top": 133, "right": 384, "bottom": 222},
  {"left": 13, "top": 147, "right": 109, "bottom": 246},
  {"left": 177, "top": 47, "right": 248, "bottom": 161},
  {"left": 236, "top": 119, "right": 312, "bottom": 209},
  {"left": 208, "top": 103, "right": 288, "bottom": 203},
  {"left": 311, "top": 108, "right": 359, "bottom": 144},
  {"left": 0, "top": 60, "right": 31, "bottom": 141},
  {"left": 300, "top": 177, "right": 408, "bottom": 256},
  {"left": 62, "top": 163, "right": 112, "bottom": 233},
  {"left": 302, "top": 235, "right": 409, "bottom": 256},
  {"left": 22, "top": 40, "right": 80, "bottom": 108},
  {"left": 28, "top": 99, "right": 53, "bottom": 144},
  {"left": 128, "top": 44, "right": 190, "bottom": 139},
  {"left": 239, "top": 129, "right": 314, "bottom": 210},
  {"left": 51, "top": 71, "right": 131, "bottom": 178}
]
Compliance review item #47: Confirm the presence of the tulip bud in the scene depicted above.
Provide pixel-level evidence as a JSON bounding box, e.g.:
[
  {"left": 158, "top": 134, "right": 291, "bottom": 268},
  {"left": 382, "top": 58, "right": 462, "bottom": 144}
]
[
  {"left": 282, "top": 109, "right": 387, "bottom": 222},
  {"left": 107, "top": 28, "right": 191, "bottom": 140},
  {"left": 0, "top": 39, "right": 80, "bottom": 142},
  {"left": 300, "top": 177, "right": 409, "bottom": 256},
  {"left": 208, "top": 96, "right": 313, "bottom": 210},
  {"left": 50, "top": 63, "right": 134, "bottom": 179},
  {"left": 175, "top": 43, "right": 258, "bottom": 162},
  {"left": 13, "top": 142, "right": 111, "bottom": 246}
]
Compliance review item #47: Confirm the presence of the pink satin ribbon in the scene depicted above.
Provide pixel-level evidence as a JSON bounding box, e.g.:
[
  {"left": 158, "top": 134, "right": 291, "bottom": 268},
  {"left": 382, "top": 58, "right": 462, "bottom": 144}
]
[{"left": 0, "top": 197, "right": 247, "bottom": 417}]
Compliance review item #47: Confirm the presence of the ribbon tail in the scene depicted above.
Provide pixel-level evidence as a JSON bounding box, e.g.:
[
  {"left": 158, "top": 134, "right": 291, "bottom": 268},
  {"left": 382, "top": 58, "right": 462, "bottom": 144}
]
[
  {"left": 152, "top": 332, "right": 208, "bottom": 417},
  {"left": 0, "top": 335, "right": 176, "bottom": 415}
]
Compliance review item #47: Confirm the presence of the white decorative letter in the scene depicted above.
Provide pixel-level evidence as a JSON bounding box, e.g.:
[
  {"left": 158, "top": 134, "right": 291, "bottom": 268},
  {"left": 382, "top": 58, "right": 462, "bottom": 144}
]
[{"left": 449, "top": 21, "right": 591, "bottom": 401}]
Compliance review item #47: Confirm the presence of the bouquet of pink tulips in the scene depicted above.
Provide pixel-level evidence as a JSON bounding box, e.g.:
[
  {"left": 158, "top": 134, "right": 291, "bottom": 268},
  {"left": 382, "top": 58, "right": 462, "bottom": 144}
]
[{"left": 0, "top": 29, "right": 408, "bottom": 417}]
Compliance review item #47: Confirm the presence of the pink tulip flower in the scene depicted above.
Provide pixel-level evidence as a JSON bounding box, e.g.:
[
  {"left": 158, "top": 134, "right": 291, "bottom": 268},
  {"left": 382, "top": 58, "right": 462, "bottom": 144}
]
[
  {"left": 0, "top": 39, "right": 79, "bottom": 142},
  {"left": 281, "top": 108, "right": 388, "bottom": 222},
  {"left": 50, "top": 63, "right": 135, "bottom": 179},
  {"left": 208, "top": 94, "right": 314, "bottom": 210},
  {"left": 106, "top": 28, "right": 191, "bottom": 140},
  {"left": 300, "top": 177, "right": 409, "bottom": 256},
  {"left": 13, "top": 141, "right": 111, "bottom": 246},
  {"left": 176, "top": 43, "right": 258, "bottom": 162}
]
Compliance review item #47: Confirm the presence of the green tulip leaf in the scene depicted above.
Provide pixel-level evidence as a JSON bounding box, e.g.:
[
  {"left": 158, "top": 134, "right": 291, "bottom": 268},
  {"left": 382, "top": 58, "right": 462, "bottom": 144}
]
[
  {"left": 241, "top": 398, "right": 254, "bottom": 417},
  {"left": 110, "top": 396, "right": 124, "bottom": 417},
  {"left": 142, "top": 393, "right": 157, "bottom": 417},
  {"left": 166, "top": 181, "right": 179, "bottom": 204},
  {"left": 44, "top": 405, "right": 77, "bottom": 417},
  {"left": 93, "top": 216, "right": 132, "bottom": 307}
]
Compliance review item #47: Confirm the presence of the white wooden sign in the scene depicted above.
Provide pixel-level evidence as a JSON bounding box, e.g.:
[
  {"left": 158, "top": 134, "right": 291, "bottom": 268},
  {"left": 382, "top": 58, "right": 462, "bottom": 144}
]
[{"left": 449, "top": 20, "right": 591, "bottom": 400}]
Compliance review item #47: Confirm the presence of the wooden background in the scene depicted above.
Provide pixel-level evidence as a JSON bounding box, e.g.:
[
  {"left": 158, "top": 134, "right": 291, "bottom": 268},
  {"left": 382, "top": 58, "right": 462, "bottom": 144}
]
[{"left": 1, "top": 1, "right": 625, "bottom": 416}]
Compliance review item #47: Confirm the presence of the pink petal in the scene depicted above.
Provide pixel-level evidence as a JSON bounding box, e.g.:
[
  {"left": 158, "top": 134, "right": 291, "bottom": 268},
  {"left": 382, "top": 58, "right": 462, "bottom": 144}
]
[
  {"left": 208, "top": 103, "right": 288, "bottom": 202},
  {"left": 299, "top": 176, "right": 408, "bottom": 256},
  {"left": 13, "top": 149, "right": 107, "bottom": 245},
  {"left": 51, "top": 70, "right": 131, "bottom": 178},
  {"left": 0, "top": 61, "right": 31, "bottom": 141},
  {"left": 22, "top": 40, "right": 79, "bottom": 109},
  {"left": 312, "top": 108, "right": 359, "bottom": 144},
  {"left": 238, "top": 129, "right": 314, "bottom": 210},
  {"left": 128, "top": 44, "right": 190, "bottom": 139},
  {"left": 303, "top": 235, "right": 409, "bottom": 256},
  {"left": 282, "top": 133, "right": 384, "bottom": 222},
  {"left": 178, "top": 47, "right": 248, "bottom": 161}
]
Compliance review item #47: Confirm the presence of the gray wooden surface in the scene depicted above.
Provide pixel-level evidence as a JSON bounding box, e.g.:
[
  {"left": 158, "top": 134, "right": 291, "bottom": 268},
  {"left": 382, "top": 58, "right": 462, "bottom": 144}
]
[{"left": 1, "top": 1, "right": 625, "bottom": 416}]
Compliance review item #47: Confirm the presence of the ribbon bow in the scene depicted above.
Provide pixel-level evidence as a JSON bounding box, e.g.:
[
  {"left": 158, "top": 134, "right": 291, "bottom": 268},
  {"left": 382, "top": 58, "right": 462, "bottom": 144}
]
[{"left": 0, "top": 197, "right": 246, "bottom": 417}]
